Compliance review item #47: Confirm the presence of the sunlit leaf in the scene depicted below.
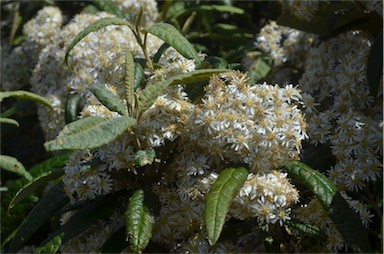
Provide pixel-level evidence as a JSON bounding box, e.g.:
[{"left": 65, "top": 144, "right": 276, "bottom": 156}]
[
  {"left": 124, "top": 49, "right": 135, "bottom": 117},
  {"left": 44, "top": 116, "right": 136, "bottom": 151},
  {"left": 0, "top": 155, "right": 32, "bottom": 181},
  {"left": 284, "top": 161, "right": 372, "bottom": 253},
  {"left": 0, "top": 117, "right": 19, "bottom": 127},
  {"left": 65, "top": 17, "right": 133, "bottom": 69},
  {"left": 125, "top": 189, "right": 154, "bottom": 253},
  {"left": 139, "top": 69, "right": 228, "bottom": 112},
  {"left": 145, "top": 23, "right": 200, "bottom": 63},
  {"left": 8, "top": 182, "right": 69, "bottom": 253},
  {"left": 34, "top": 233, "right": 64, "bottom": 254},
  {"left": 205, "top": 167, "right": 248, "bottom": 246},
  {"left": 90, "top": 84, "right": 127, "bottom": 116},
  {"left": 0, "top": 91, "right": 52, "bottom": 110}
]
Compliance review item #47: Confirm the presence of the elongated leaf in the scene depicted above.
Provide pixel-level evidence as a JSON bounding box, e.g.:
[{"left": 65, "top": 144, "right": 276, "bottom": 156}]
[
  {"left": 367, "top": 31, "right": 383, "bottom": 96},
  {"left": 139, "top": 69, "right": 228, "bottom": 111},
  {"left": 152, "top": 43, "right": 170, "bottom": 63},
  {"left": 125, "top": 189, "right": 154, "bottom": 253},
  {"left": 90, "top": 84, "right": 127, "bottom": 116},
  {"left": 65, "top": 94, "right": 81, "bottom": 124},
  {"left": 8, "top": 182, "right": 69, "bottom": 253},
  {"left": 9, "top": 168, "right": 65, "bottom": 210},
  {"left": 34, "top": 233, "right": 64, "bottom": 254},
  {"left": 0, "top": 117, "right": 19, "bottom": 126},
  {"left": 40, "top": 191, "right": 122, "bottom": 246},
  {"left": 44, "top": 116, "right": 136, "bottom": 151},
  {"left": 124, "top": 49, "right": 135, "bottom": 117},
  {"left": 284, "top": 161, "right": 372, "bottom": 253},
  {"left": 134, "top": 62, "right": 144, "bottom": 91},
  {"left": 285, "top": 219, "right": 326, "bottom": 239},
  {"left": 1, "top": 153, "right": 71, "bottom": 242},
  {"left": 0, "top": 91, "right": 52, "bottom": 109},
  {"left": 145, "top": 23, "right": 200, "bottom": 63},
  {"left": 205, "top": 167, "right": 248, "bottom": 246},
  {"left": 0, "top": 155, "right": 32, "bottom": 181},
  {"left": 65, "top": 17, "right": 133, "bottom": 69}
]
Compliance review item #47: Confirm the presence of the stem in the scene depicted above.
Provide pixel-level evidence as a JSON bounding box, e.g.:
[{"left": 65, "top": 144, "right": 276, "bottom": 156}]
[{"left": 133, "top": 31, "right": 154, "bottom": 72}]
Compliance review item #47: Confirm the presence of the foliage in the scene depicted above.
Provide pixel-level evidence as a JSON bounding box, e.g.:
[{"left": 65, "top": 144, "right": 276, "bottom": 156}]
[{"left": 1, "top": 0, "right": 382, "bottom": 253}]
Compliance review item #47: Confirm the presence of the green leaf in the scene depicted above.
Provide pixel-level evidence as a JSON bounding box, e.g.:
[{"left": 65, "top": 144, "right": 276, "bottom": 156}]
[
  {"left": 134, "top": 149, "right": 156, "bottom": 167},
  {"left": 0, "top": 91, "right": 53, "bottom": 110},
  {"left": 194, "top": 4, "right": 245, "bottom": 15},
  {"left": 34, "top": 233, "right": 64, "bottom": 254},
  {"left": 277, "top": 2, "right": 368, "bottom": 37},
  {"left": 285, "top": 219, "right": 326, "bottom": 239},
  {"left": 247, "top": 57, "right": 271, "bottom": 83},
  {"left": 9, "top": 168, "right": 65, "bottom": 210},
  {"left": 134, "top": 62, "right": 144, "bottom": 91},
  {"left": 40, "top": 191, "right": 122, "bottom": 246},
  {"left": 8, "top": 182, "right": 69, "bottom": 253},
  {"left": 1, "top": 153, "right": 71, "bottom": 243},
  {"left": 124, "top": 49, "right": 135, "bottom": 117},
  {"left": 0, "top": 117, "right": 19, "bottom": 127},
  {"left": 65, "top": 94, "right": 81, "bottom": 124},
  {"left": 205, "top": 167, "right": 248, "bottom": 246},
  {"left": 91, "top": 0, "right": 124, "bottom": 18},
  {"left": 64, "top": 17, "right": 133, "bottom": 69},
  {"left": 152, "top": 43, "right": 170, "bottom": 63},
  {"left": 44, "top": 116, "right": 136, "bottom": 151},
  {"left": 90, "top": 84, "right": 127, "bottom": 116},
  {"left": 125, "top": 189, "right": 154, "bottom": 253},
  {"left": 144, "top": 23, "right": 200, "bottom": 63},
  {"left": 139, "top": 69, "right": 228, "bottom": 111},
  {"left": 0, "top": 155, "right": 32, "bottom": 181},
  {"left": 367, "top": 31, "right": 383, "bottom": 97},
  {"left": 284, "top": 161, "right": 372, "bottom": 253}
]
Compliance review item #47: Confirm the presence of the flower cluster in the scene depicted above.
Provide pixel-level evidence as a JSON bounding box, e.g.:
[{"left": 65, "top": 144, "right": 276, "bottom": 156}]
[
  {"left": 2, "top": 6, "right": 63, "bottom": 91},
  {"left": 251, "top": 20, "right": 317, "bottom": 67},
  {"left": 249, "top": 4, "right": 382, "bottom": 251}
]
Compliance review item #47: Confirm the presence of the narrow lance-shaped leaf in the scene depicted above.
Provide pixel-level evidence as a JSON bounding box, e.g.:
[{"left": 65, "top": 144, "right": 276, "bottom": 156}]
[
  {"left": 124, "top": 49, "right": 135, "bottom": 117},
  {"left": 367, "top": 31, "right": 383, "bottom": 96},
  {"left": 0, "top": 91, "right": 53, "bottom": 110},
  {"left": 0, "top": 117, "right": 19, "bottom": 126},
  {"left": 65, "top": 94, "right": 81, "bottom": 124},
  {"left": 125, "top": 189, "right": 154, "bottom": 253},
  {"left": 9, "top": 168, "right": 65, "bottom": 210},
  {"left": 133, "top": 62, "right": 144, "bottom": 91},
  {"left": 0, "top": 155, "right": 32, "bottom": 181},
  {"left": 90, "top": 84, "right": 127, "bottom": 116},
  {"left": 205, "top": 167, "right": 248, "bottom": 246},
  {"left": 34, "top": 233, "right": 64, "bottom": 254},
  {"left": 64, "top": 17, "right": 133, "bottom": 69},
  {"left": 139, "top": 69, "right": 228, "bottom": 112},
  {"left": 144, "top": 23, "right": 201, "bottom": 63},
  {"left": 44, "top": 116, "right": 136, "bottom": 151},
  {"left": 8, "top": 182, "right": 69, "bottom": 253},
  {"left": 284, "top": 161, "right": 372, "bottom": 253}
]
